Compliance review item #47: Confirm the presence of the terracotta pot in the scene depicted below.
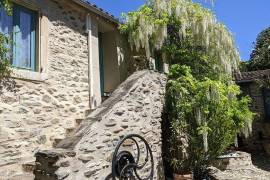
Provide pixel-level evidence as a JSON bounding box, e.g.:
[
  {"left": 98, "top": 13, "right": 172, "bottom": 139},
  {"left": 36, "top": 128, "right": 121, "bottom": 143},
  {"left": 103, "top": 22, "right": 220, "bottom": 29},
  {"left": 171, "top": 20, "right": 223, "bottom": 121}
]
[{"left": 173, "top": 173, "right": 193, "bottom": 180}]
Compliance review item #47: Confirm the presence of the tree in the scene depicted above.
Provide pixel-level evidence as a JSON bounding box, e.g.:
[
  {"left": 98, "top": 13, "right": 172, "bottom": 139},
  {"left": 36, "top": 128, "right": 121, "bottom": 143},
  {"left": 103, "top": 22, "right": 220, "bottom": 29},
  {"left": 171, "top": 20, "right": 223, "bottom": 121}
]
[
  {"left": 166, "top": 65, "right": 253, "bottom": 178},
  {"left": 247, "top": 27, "right": 270, "bottom": 71},
  {"left": 0, "top": 0, "right": 15, "bottom": 93},
  {"left": 120, "top": 0, "right": 254, "bottom": 178},
  {"left": 120, "top": 0, "right": 240, "bottom": 77}
]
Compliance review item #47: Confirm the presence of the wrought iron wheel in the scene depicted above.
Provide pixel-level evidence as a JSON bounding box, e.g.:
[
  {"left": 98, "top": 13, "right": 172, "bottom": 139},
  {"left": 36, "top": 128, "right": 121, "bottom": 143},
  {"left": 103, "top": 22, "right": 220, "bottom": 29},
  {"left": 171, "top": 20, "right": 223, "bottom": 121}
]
[{"left": 111, "top": 134, "right": 154, "bottom": 180}]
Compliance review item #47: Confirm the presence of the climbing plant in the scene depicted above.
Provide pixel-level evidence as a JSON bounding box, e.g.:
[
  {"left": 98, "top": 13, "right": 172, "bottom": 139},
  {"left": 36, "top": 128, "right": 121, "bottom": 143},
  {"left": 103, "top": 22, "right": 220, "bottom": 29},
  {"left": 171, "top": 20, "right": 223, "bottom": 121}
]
[
  {"left": 120, "top": 0, "right": 240, "bottom": 76},
  {"left": 121, "top": 0, "right": 254, "bottom": 178},
  {"left": 0, "top": 0, "right": 15, "bottom": 93}
]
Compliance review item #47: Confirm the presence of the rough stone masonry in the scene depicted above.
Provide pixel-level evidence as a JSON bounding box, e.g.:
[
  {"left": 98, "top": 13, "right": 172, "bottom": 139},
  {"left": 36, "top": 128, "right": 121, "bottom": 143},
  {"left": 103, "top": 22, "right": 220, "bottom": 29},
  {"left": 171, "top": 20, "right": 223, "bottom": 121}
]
[
  {"left": 0, "top": 1, "right": 90, "bottom": 178},
  {"left": 35, "top": 70, "right": 167, "bottom": 179}
]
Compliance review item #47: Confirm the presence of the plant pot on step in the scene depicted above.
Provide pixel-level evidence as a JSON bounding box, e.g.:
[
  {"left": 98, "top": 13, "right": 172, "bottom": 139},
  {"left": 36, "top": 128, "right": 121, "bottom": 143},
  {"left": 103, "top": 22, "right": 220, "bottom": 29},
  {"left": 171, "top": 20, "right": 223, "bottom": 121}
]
[{"left": 173, "top": 173, "right": 193, "bottom": 180}]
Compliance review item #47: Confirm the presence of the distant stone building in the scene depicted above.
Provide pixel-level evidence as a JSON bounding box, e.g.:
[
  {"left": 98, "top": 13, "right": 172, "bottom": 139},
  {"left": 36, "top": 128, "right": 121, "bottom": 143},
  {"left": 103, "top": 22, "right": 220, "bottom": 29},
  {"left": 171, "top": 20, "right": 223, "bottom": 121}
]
[{"left": 235, "top": 69, "right": 270, "bottom": 155}]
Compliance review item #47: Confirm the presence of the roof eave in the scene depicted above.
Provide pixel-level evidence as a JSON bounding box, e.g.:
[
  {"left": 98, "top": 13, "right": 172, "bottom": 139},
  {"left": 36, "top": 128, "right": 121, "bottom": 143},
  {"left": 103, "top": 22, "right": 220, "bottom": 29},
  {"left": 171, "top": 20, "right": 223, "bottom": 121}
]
[
  {"left": 71, "top": 0, "right": 119, "bottom": 25},
  {"left": 235, "top": 80, "right": 254, "bottom": 83}
]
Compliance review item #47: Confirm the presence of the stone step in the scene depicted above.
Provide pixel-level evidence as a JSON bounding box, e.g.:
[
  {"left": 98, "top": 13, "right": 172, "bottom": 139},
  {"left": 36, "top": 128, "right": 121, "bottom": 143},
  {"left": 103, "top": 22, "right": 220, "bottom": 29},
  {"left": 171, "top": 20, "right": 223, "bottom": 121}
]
[
  {"left": 22, "top": 161, "right": 36, "bottom": 173},
  {"left": 65, "top": 127, "right": 75, "bottom": 136},
  {"left": 52, "top": 138, "right": 64, "bottom": 148},
  {"left": 213, "top": 151, "right": 252, "bottom": 171},
  {"left": 75, "top": 118, "right": 84, "bottom": 127},
  {"left": 8, "top": 174, "right": 34, "bottom": 180},
  {"left": 84, "top": 109, "right": 94, "bottom": 117},
  {"left": 34, "top": 149, "right": 76, "bottom": 179}
]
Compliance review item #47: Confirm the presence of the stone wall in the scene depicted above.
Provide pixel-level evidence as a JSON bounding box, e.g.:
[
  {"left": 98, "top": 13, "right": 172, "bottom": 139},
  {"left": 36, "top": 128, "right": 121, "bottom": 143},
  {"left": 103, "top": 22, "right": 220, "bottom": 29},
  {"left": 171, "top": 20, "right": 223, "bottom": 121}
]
[
  {"left": 210, "top": 151, "right": 270, "bottom": 179},
  {"left": 238, "top": 82, "right": 270, "bottom": 154},
  {"left": 34, "top": 70, "right": 167, "bottom": 180},
  {"left": 0, "top": 0, "right": 90, "bottom": 178}
]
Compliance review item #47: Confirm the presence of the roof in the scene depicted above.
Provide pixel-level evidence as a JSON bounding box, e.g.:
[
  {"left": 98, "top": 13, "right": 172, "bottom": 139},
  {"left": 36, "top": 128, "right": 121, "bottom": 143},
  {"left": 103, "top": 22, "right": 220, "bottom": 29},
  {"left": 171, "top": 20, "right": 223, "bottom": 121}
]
[
  {"left": 72, "top": 0, "right": 119, "bottom": 24},
  {"left": 234, "top": 69, "right": 270, "bottom": 83}
]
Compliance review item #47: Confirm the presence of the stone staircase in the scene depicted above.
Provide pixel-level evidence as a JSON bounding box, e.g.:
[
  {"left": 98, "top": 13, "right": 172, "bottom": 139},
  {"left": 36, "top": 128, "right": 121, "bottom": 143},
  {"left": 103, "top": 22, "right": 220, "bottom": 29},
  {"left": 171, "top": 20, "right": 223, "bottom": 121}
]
[
  {"left": 18, "top": 108, "right": 95, "bottom": 179},
  {"left": 32, "top": 70, "right": 167, "bottom": 180},
  {"left": 51, "top": 108, "right": 94, "bottom": 148}
]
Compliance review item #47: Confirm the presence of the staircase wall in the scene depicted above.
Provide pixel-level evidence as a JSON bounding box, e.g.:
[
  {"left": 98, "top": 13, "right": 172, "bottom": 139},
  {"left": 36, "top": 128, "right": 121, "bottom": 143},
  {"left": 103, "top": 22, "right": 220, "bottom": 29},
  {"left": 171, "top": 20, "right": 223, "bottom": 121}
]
[{"left": 35, "top": 70, "right": 167, "bottom": 179}]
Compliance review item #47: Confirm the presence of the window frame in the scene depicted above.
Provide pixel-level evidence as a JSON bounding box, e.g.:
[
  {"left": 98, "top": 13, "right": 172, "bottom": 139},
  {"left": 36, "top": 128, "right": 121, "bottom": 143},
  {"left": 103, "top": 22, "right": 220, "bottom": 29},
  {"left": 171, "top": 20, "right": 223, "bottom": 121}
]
[
  {"left": 0, "top": 1, "right": 40, "bottom": 72},
  {"left": 0, "top": 0, "right": 49, "bottom": 82},
  {"left": 12, "top": 3, "right": 38, "bottom": 71}
]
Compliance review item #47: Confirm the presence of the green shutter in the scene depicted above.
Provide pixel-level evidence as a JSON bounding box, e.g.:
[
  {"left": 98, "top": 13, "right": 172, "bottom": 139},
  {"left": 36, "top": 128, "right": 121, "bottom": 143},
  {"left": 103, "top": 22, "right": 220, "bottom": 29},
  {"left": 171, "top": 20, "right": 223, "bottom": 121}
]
[{"left": 99, "top": 32, "right": 104, "bottom": 96}]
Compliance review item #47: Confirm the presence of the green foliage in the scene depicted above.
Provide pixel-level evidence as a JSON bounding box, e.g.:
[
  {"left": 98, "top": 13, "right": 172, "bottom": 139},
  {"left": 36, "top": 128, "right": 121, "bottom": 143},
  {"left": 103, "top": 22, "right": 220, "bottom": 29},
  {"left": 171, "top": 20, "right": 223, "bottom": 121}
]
[
  {"left": 239, "top": 60, "right": 249, "bottom": 72},
  {"left": 0, "top": 0, "right": 15, "bottom": 93},
  {"left": 121, "top": 0, "right": 254, "bottom": 177},
  {"left": 163, "top": 22, "right": 223, "bottom": 80},
  {"left": 0, "top": 0, "right": 12, "bottom": 15},
  {"left": 120, "top": 0, "right": 240, "bottom": 76},
  {"left": 247, "top": 27, "right": 270, "bottom": 71},
  {"left": 166, "top": 65, "right": 254, "bottom": 176},
  {"left": 0, "top": 33, "right": 11, "bottom": 71}
]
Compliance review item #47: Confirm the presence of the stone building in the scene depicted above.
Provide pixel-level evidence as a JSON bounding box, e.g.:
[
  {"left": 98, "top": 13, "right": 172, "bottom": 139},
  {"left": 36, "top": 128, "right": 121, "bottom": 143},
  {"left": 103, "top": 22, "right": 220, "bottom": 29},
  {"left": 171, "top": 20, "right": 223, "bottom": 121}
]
[
  {"left": 235, "top": 69, "right": 270, "bottom": 155},
  {"left": 0, "top": 0, "right": 138, "bottom": 178},
  {"left": 0, "top": 0, "right": 168, "bottom": 179}
]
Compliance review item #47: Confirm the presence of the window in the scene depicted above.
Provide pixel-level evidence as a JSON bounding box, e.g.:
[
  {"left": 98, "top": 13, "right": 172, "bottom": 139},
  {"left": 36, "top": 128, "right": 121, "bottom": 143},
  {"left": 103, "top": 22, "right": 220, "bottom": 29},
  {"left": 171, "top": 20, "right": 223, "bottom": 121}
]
[
  {"left": 154, "top": 52, "right": 164, "bottom": 72},
  {"left": 263, "top": 88, "right": 270, "bottom": 121},
  {"left": 0, "top": 3, "right": 37, "bottom": 71}
]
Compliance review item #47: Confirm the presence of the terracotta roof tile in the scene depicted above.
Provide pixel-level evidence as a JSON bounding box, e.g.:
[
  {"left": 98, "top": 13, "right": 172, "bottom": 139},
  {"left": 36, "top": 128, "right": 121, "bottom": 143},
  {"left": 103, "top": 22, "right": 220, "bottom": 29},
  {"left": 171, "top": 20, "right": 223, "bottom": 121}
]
[{"left": 234, "top": 69, "right": 270, "bottom": 82}]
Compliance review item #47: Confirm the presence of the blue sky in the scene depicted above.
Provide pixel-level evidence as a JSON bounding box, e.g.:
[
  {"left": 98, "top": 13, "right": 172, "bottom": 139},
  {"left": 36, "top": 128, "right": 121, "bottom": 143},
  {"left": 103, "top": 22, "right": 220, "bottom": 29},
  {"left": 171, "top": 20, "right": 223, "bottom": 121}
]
[{"left": 89, "top": 0, "right": 270, "bottom": 61}]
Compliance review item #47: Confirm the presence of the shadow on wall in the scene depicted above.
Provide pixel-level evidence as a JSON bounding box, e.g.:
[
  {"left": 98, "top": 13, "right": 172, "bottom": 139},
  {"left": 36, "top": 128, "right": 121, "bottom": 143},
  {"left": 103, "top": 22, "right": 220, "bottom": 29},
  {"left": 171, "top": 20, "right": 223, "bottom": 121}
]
[
  {"left": 237, "top": 116, "right": 266, "bottom": 154},
  {"left": 118, "top": 35, "right": 150, "bottom": 83},
  {"left": 90, "top": 95, "right": 98, "bottom": 108},
  {"left": 251, "top": 153, "right": 270, "bottom": 172},
  {"left": 161, "top": 109, "right": 174, "bottom": 178},
  {"left": 157, "top": 159, "right": 166, "bottom": 180}
]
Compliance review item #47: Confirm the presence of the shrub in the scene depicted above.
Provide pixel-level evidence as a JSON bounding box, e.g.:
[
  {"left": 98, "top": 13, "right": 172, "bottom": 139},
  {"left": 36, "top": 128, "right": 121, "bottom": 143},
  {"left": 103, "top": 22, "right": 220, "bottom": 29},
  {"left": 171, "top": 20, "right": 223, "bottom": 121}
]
[
  {"left": 165, "top": 65, "right": 254, "bottom": 177},
  {"left": 120, "top": 0, "right": 254, "bottom": 177},
  {"left": 0, "top": 0, "right": 15, "bottom": 93}
]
